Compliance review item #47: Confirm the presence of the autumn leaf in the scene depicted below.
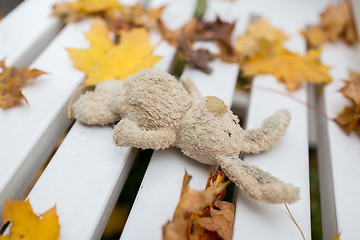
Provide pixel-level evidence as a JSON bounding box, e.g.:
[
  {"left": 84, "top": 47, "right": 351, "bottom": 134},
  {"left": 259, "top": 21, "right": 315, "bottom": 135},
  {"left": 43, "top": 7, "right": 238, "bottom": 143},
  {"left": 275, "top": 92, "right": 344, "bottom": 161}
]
[
  {"left": 302, "top": 0, "right": 358, "bottom": 47},
  {"left": 0, "top": 200, "right": 60, "bottom": 240},
  {"left": 179, "top": 35, "right": 214, "bottom": 74},
  {"left": 67, "top": 19, "right": 161, "bottom": 86},
  {"left": 335, "top": 70, "right": 360, "bottom": 133},
  {"left": 162, "top": 169, "right": 235, "bottom": 240},
  {"left": 157, "top": 18, "right": 198, "bottom": 46},
  {"left": 192, "top": 201, "right": 235, "bottom": 240},
  {"left": 0, "top": 60, "right": 45, "bottom": 110},
  {"left": 235, "top": 19, "right": 288, "bottom": 58},
  {"left": 242, "top": 40, "right": 332, "bottom": 91},
  {"left": 53, "top": 0, "right": 124, "bottom": 23},
  {"left": 329, "top": 233, "right": 341, "bottom": 240}
]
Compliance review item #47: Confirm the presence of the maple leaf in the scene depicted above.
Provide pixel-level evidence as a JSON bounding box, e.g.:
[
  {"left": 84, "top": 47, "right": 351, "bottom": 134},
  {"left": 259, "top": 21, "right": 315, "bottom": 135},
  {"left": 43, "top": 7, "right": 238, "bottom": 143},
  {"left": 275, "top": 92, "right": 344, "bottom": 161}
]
[
  {"left": 163, "top": 169, "right": 235, "bottom": 240},
  {"left": 302, "top": 0, "right": 358, "bottom": 47},
  {"left": 105, "top": 3, "right": 165, "bottom": 32},
  {"left": 67, "top": 19, "right": 161, "bottom": 86},
  {"left": 0, "top": 200, "right": 60, "bottom": 240},
  {"left": 157, "top": 18, "right": 198, "bottom": 46},
  {"left": 192, "top": 201, "right": 235, "bottom": 240},
  {"left": 179, "top": 35, "right": 214, "bottom": 74},
  {"left": 52, "top": 0, "right": 124, "bottom": 23},
  {"left": 330, "top": 233, "right": 341, "bottom": 240},
  {"left": 0, "top": 60, "right": 45, "bottom": 110},
  {"left": 235, "top": 19, "right": 288, "bottom": 58},
  {"left": 242, "top": 40, "right": 332, "bottom": 91},
  {"left": 335, "top": 70, "right": 360, "bottom": 133}
]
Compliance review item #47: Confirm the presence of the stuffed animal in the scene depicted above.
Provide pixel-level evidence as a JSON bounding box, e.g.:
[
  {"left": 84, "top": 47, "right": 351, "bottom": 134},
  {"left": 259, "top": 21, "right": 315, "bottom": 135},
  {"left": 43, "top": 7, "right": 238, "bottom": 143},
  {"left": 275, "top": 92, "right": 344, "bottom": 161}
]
[{"left": 73, "top": 68, "right": 299, "bottom": 203}]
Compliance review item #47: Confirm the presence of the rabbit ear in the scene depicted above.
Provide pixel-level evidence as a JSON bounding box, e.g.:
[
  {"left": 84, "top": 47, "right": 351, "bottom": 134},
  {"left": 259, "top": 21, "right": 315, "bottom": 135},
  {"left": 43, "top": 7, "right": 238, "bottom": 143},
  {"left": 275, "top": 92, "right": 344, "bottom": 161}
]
[
  {"left": 240, "top": 109, "right": 291, "bottom": 154},
  {"left": 217, "top": 155, "right": 299, "bottom": 203}
]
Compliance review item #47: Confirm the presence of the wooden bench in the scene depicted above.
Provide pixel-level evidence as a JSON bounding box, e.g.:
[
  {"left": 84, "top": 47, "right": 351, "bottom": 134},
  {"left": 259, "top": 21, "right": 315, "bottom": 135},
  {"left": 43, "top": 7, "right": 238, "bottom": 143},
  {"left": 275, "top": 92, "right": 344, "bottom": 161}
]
[{"left": 0, "top": 0, "right": 359, "bottom": 239}]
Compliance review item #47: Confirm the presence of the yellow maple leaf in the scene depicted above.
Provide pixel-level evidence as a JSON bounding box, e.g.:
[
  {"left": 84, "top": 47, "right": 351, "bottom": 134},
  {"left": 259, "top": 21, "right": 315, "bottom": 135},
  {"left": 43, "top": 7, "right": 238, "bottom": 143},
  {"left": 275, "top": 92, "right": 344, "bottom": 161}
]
[
  {"left": 235, "top": 19, "right": 288, "bottom": 58},
  {"left": 53, "top": 0, "right": 124, "bottom": 23},
  {"left": 0, "top": 200, "right": 60, "bottom": 240},
  {"left": 242, "top": 40, "right": 332, "bottom": 91},
  {"left": 67, "top": 19, "right": 161, "bottom": 86}
]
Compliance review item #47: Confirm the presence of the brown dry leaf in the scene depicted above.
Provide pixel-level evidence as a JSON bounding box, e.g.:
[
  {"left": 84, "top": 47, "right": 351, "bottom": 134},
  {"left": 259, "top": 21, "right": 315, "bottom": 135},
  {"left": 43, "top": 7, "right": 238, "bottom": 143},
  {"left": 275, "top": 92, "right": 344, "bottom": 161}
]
[
  {"left": 335, "top": 70, "right": 360, "bottom": 133},
  {"left": 0, "top": 200, "right": 60, "bottom": 240},
  {"left": 163, "top": 169, "right": 235, "bottom": 240},
  {"left": 192, "top": 17, "right": 236, "bottom": 57},
  {"left": 242, "top": 40, "right": 332, "bottom": 91},
  {"left": 0, "top": 60, "right": 45, "bottom": 110},
  {"left": 235, "top": 19, "right": 288, "bottom": 58},
  {"left": 52, "top": 0, "right": 124, "bottom": 23},
  {"left": 302, "top": 0, "right": 358, "bottom": 47},
  {"left": 67, "top": 19, "right": 161, "bottom": 86},
  {"left": 157, "top": 18, "right": 198, "bottom": 46},
  {"left": 179, "top": 35, "right": 214, "bottom": 74},
  {"left": 192, "top": 201, "right": 235, "bottom": 240}
]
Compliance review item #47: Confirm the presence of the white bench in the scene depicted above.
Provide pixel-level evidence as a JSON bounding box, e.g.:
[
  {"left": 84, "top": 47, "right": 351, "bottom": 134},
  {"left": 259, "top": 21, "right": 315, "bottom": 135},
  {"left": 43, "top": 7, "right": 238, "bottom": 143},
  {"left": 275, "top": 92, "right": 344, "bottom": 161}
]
[{"left": 0, "top": 0, "right": 359, "bottom": 239}]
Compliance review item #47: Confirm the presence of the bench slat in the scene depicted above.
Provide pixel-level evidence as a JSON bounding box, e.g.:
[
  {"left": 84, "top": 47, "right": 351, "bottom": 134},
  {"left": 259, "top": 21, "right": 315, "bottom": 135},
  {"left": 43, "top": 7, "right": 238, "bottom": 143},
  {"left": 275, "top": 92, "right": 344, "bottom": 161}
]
[
  {"left": 0, "top": 0, "right": 62, "bottom": 68},
  {"left": 229, "top": 1, "right": 316, "bottom": 239},
  {"left": 0, "top": 20, "right": 90, "bottom": 215},
  {"left": 25, "top": 0, "right": 193, "bottom": 239},
  {"left": 120, "top": 1, "right": 240, "bottom": 239},
  {"left": 318, "top": 38, "right": 360, "bottom": 240}
]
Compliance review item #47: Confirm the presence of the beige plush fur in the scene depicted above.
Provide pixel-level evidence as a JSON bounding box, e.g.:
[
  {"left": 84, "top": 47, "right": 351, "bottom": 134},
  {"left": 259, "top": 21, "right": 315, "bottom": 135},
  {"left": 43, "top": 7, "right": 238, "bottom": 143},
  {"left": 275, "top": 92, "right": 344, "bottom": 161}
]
[{"left": 72, "top": 68, "right": 299, "bottom": 203}]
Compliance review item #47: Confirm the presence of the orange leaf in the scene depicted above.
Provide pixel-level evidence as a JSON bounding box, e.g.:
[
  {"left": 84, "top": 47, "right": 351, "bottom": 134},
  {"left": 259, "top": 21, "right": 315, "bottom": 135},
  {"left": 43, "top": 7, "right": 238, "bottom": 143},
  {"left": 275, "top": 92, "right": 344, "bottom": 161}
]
[
  {"left": 330, "top": 233, "right": 341, "bottom": 240},
  {"left": 335, "top": 70, "right": 360, "bottom": 133},
  {"left": 0, "top": 60, "right": 45, "bottom": 110},
  {"left": 67, "top": 19, "right": 161, "bottom": 86},
  {"left": 302, "top": 1, "right": 358, "bottom": 47},
  {"left": 0, "top": 200, "right": 60, "bottom": 240},
  {"left": 162, "top": 171, "right": 229, "bottom": 240}
]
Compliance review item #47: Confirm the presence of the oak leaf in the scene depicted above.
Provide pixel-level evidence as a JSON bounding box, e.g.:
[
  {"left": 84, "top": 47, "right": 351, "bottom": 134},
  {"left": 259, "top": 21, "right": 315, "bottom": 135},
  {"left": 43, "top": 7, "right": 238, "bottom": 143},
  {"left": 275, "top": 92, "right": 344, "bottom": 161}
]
[
  {"left": 0, "top": 60, "right": 45, "bottom": 110},
  {"left": 335, "top": 70, "right": 360, "bottom": 133},
  {"left": 302, "top": 0, "right": 358, "bottom": 47},
  {"left": 242, "top": 40, "right": 332, "bottom": 91},
  {"left": 67, "top": 19, "right": 161, "bottom": 86},
  {"left": 0, "top": 200, "right": 60, "bottom": 240},
  {"left": 53, "top": 0, "right": 124, "bottom": 23}
]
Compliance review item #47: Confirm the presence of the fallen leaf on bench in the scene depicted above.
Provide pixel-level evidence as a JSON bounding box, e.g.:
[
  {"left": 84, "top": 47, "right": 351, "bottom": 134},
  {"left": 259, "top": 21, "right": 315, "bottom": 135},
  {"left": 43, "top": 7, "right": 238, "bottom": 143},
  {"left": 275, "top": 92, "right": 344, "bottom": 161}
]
[
  {"left": 235, "top": 19, "right": 288, "bottom": 59},
  {"left": 178, "top": 35, "right": 214, "bottom": 74},
  {"left": 67, "top": 19, "right": 161, "bottom": 86},
  {"left": 0, "top": 60, "right": 45, "bottom": 110},
  {"left": 330, "top": 232, "right": 341, "bottom": 240},
  {"left": 0, "top": 200, "right": 60, "bottom": 240},
  {"left": 242, "top": 40, "right": 332, "bottom": 91},
  {"left": 335, "top": 70, "right": 360, "bottom": 133},
  {"left": 162, "top": 169, "right": 235, "bottom": 240},
  {"left": 52, "top": 0, "right": 124, "bottom": 23},
  {"left": 105, "top": 3, "right": 164, "bottom": 32},
  {"left": 302, "top": 0, "right": 358, "bottom": 48}
]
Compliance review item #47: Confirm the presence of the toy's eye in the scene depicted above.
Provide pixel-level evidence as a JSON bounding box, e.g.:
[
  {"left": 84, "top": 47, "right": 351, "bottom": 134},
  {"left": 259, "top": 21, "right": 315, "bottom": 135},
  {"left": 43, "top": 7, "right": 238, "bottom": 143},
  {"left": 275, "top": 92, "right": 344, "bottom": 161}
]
[
  {"left": 233, "top": 119, "right": 237, "bottom": 125},
  {"left": 225, "top": 130, "right": 232, "bottom": 137}
]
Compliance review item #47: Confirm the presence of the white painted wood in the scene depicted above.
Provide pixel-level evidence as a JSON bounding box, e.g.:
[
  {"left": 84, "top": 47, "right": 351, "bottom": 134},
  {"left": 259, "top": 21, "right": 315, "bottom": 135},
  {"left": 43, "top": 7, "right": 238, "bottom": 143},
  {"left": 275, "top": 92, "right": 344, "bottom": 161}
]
[
  {"left": 0, "top": 21, "right": 89, "bottom": 216},
  {"left": 229, "top": 2, "right": 312, "bottom": 239},
  {"left": 121, "top": 1, "right": 240, "bottom": 239},
  {"left": 0, "top": 0, "right": 63, "bottom": 68},
  {"left": 318, "top": 42, "right": 360, "bottom": 239},
  {"left": 25, "top": 0, "right": 188, "bottom": 239}
]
